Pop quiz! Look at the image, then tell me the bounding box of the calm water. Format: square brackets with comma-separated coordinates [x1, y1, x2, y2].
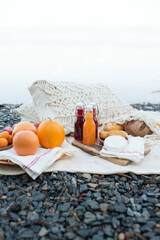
[0, 0, 160, 104]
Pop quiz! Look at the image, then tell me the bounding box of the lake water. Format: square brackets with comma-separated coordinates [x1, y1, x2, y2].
[0, 0, 160, 104]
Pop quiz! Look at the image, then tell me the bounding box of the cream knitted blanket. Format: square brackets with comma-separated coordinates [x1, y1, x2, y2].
[15, 80, 160, 146]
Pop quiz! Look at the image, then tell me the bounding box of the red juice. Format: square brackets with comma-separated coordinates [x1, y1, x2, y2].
[74, 103, 84, 141]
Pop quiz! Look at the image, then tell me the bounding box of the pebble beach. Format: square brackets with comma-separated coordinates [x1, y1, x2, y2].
[0, 103, 160, 240]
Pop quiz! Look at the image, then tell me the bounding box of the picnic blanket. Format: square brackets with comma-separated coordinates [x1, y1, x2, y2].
[0, 111, 160, 178]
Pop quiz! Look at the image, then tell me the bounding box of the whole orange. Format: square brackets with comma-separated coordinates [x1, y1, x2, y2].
[12, 122, 37, 137]
[13, 130, 39, 156]
[37, 119, 65, 148]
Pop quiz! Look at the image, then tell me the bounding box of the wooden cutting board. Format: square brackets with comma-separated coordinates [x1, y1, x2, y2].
[72, 140, 150, 166]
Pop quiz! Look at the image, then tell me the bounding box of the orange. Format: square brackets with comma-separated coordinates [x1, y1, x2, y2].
[7, 135, 13, 144]
[37, 119, 65, 148]
[0, 138, 8, 147]
[0, 131, 10, 139]
[12, 122, 37, 137]
[13, 130, 39, 156]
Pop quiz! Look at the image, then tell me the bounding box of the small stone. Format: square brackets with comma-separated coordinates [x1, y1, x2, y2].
[96, 213, 104, 221]
[142, 209, 150, 220]
[125, 231, 133, 239]
[58, 202, 70, 212]
[99, 181, 110, 187]
[65, 232, 75, 239]
[111, 217, 120, 228]
[132, 224, 140, 233]
[118, 232, 125, 240]
[147, 197, 158, 204]
[1, 195, 7, 200]
[10, 212, 20, 220]
[127, 207, 134, 216]
[38, 227, 48, 237]
[33, 193, 45, 201]
[8, 185, 16, 190]
[136, 204, 142, 211]
[92, 233, 104, 240]
[100, 203, 108, 212]
[82, 173, 91, 179]
[42, 185, 50, 191]
[114, 203, 126, 213]
[146, 221, 155, 228]
[93, 192, 101, 198]
[120, 177, 127, 182]
[88, 200, 99, 210]
[140, 194, 148, 202]
[31, 213, 39, 221]
[80, 184, 88, 193]
[156, 212, 160, 218]
[0, 208, 7, 217]
[21, 199, 29, 210]
[104, 225, 114, 237]
[51, 227, 59, 233]
[155, 224, 160, 228]
[77, 229, 90, 238]
[0, 228, 4, 240]
[19, 210, 27, 216]
[136, 217, 146, 224]
[87, 183, 98, 188]
[18, 229, 34, 239]
[11, 203, 21, 213]
[134, 211, 141, 218]
[84, 211, 96, 224]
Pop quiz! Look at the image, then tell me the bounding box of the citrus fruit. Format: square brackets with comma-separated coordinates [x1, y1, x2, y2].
[37, 119, 65, 148]
[13, 130, 39, 156]
[12, 121, 37, 137]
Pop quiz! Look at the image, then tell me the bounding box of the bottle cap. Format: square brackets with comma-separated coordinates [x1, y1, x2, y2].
[76, 103, 84, 109]
[85, 105, 93, 112]
[90, 102, 96, 108]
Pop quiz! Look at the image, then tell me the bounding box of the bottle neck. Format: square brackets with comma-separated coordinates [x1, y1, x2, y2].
[76, 109, 84, 117]
[86, 112, 94, 121]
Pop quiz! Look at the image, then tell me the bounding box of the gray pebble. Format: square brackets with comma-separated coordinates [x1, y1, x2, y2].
[84, 212, 96, 224]
[58, 202, 70, 212]
[114, 203, 126, 213]
[18, 229, 34, 239]
[33, 193, 45, 201]
[104, 225, 114, 237]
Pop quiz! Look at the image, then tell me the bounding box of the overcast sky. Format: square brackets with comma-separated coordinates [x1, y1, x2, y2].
[0, 0, 160, 103]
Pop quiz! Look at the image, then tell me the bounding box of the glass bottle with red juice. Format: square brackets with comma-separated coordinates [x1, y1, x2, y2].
[90, 102, 98, 140]
[74, 103, 84, 141]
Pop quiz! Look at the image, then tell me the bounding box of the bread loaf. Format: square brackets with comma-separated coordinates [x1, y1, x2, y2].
[99, 131, 109, 139]
[103, 122, 123, 132]
[108, 130, 127, 139]
[124, 120, 152, 137]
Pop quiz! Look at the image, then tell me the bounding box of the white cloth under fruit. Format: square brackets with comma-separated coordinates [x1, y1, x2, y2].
[100, 136, 144, 163]
[0, 140, 73, 179]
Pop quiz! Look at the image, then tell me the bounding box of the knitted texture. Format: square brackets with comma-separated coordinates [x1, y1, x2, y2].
[15, 80, 160, 145]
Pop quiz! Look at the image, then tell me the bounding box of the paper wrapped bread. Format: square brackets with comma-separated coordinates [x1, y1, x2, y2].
[124, 120, 152, 137]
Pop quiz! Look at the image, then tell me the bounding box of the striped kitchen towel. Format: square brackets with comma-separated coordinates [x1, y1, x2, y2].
[100, 136, 145, 163]
[0, 139, 74, 179]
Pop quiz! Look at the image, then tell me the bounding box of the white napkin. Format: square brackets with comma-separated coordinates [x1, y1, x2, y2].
[100, 136, 144, 163]
[0, 140, 74, 179]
